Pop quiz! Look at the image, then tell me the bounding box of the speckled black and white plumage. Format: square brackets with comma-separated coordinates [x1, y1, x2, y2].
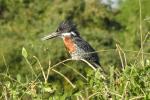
[57, 20, 101, 68]
[43, 20, 101, 68]
[71, 36, 101, 67]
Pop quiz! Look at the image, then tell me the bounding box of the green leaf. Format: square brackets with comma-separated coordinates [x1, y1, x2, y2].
[22, 47, 28, 58]
[17, 74, 21, 82]
[43, 87, 55, 93]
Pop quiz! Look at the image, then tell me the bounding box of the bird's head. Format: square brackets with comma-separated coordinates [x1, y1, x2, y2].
[42, 20, 79, 40]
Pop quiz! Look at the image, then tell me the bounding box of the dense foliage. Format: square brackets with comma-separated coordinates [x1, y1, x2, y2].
[0, 0, 149, 99]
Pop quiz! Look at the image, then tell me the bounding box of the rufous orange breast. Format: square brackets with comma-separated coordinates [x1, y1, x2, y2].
[63, 36, 76, 53]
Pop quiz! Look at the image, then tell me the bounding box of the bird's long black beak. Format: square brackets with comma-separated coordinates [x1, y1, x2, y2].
[41, 32, 59, 40]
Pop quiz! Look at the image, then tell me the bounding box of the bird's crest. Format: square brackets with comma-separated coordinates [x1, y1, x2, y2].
[56, 20, 79, 36]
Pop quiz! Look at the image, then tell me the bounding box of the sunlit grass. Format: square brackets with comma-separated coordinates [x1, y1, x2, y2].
[0, 47, 149, 99]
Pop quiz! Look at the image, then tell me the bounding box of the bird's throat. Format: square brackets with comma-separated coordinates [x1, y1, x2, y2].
[63, 36, 76, 53]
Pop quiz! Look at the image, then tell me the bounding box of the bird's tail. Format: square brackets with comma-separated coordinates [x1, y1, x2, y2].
[92, 62, 107, 75]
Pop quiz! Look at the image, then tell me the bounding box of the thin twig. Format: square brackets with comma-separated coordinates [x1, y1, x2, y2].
[50, 58, 72, 69]
[121, 81, 129, 100]
[88, 92, 101, 99]
[117, 45, 127, 67]
[25, 58, 37, 78]
[134, 32, 150, 65]
[129, 96, 145, 100]
[62, 63, 88, 81]
[139, 0, 144, 66]
[62, 48, 150, 55]
[52, 69, 76, 88]
[116, 44, 124, 68]
[2, 55, 9, 74]
[33, 56, 47, 83]
[81, 59, 96, 71]
[109, 91, 122, 98]
[46, 60, 51, 82]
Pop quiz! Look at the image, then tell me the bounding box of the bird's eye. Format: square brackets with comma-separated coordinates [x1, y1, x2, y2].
[57, 27, 63, 32]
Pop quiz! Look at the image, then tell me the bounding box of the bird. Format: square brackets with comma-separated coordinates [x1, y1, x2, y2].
[42, 20, 103, 70]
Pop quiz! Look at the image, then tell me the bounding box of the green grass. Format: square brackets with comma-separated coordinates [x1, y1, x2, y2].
[0, 0, 150, 99]
[0, 47, 149, 99]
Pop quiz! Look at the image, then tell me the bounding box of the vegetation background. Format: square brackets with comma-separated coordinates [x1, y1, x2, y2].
[0, 0, 149, 99]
